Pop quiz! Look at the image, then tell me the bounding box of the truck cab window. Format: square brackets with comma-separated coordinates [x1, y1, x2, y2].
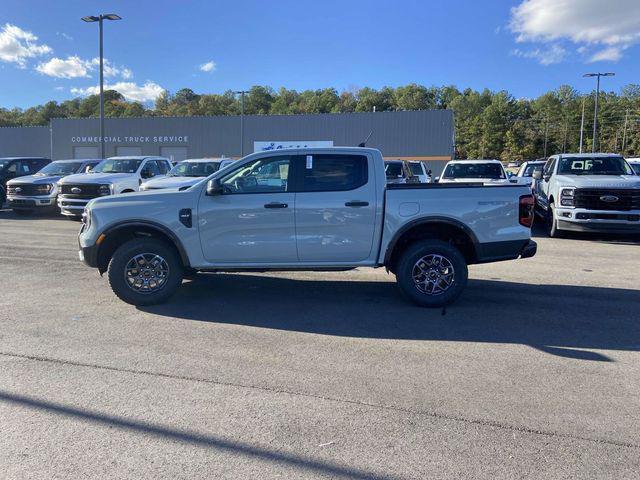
[301, 154, 367, 192]
[220, 156, 291, 194]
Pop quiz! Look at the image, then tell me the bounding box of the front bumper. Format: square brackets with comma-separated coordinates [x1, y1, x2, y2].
[79, 241, 99, 268]
[555, 207, 640, 234]
[58, 196, 91, 216]
[8, 195, 57, 209]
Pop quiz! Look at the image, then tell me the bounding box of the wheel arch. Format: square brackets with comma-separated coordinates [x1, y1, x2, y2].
[96, 221, 190, 274]
[384, 217, 478, 273]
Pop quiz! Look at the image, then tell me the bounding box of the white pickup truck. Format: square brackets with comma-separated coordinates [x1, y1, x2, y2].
[533, 153, 640, 236]
[58, 156, 172, 217]
[78, 147, 536, 307]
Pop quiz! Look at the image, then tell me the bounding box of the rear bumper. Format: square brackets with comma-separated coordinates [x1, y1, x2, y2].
[475, 239, 537, 263]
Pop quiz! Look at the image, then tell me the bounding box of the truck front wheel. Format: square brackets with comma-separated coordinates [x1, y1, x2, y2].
[546, 203, 561, 238]
[395, 240, 468, 308]
[107, 238, 184, 306]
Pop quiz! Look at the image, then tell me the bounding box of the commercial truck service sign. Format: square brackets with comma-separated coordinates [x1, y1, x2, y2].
[71, 136, 189, 143]
[254, 141, 333, 152]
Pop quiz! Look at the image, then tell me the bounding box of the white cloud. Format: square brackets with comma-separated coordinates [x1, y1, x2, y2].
[512, 44, 567, 65]
[37, 55, 134, 80]
[36, 56, 91, 78]
[71, 81, 164, 103]
[509, 0, 640, 62]
[0, 23, 51, 67]
[199, 60, 216, 72]
[57, 32, 73, 41]
[589, 46, 624, 62]
[89, 57, 132, 78]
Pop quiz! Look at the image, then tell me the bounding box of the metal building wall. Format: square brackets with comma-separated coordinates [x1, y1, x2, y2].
[2, 110, 454, 172]
[0, 126, 50, 158]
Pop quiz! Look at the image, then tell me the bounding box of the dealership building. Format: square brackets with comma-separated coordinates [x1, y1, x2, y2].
[0, 109, 455, 174]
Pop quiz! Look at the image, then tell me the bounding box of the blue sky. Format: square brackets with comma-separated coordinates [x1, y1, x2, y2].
[1, 0, 639, 108]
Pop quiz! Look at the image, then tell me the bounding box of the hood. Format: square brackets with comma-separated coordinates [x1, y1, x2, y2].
[7, 174, 62, 185]
[59, 172, 135, 185]
[87, 188, 193, 215]
[555, 174, 640, 189]
[142, 175, 203, 189]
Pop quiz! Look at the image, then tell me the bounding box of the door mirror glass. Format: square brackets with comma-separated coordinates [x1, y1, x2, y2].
[206, 178, 223, 196]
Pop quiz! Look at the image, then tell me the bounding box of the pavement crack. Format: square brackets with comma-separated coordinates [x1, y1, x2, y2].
[2, 350, 638, 450]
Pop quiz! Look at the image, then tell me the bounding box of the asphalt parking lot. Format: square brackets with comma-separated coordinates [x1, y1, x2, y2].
[1, 209, 639, 479]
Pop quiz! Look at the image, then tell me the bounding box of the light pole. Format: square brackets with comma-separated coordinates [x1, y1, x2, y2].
[82, 14, 122, 159]
[233, 90, 249, 157]
[583, 72, 614, 153]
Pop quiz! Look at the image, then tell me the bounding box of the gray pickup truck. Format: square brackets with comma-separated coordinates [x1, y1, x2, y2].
[533, 153, 640, 237]
[78, 147, 536, 307]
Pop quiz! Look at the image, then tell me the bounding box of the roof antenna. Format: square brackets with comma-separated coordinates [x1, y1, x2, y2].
[358, 131, 373, 148]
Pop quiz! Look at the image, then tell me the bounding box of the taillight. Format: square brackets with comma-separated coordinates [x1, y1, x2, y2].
[519, 194, 535, 228]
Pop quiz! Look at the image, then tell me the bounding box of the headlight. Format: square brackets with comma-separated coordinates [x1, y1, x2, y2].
[98, 184, 112, 196]
[81, 208, 91, 229]
[560, 187, 575, 207]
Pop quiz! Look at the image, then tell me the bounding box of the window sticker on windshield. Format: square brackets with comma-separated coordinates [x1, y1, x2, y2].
[306, 155, 313, 169]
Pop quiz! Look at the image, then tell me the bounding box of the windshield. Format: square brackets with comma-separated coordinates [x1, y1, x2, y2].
[630, 163, 640, 175]
[169, 161, 221, 177]
[36, 161, 84, 176]
[558, 156, 632, 175]
[385, 162, 403, 177]
[522, 163, 544, 177]
[442, 163, 505, 179]
[92, 158, 143, 174]
[409, 163, 424, 175]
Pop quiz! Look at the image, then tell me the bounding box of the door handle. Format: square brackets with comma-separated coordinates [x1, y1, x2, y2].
[345, 201, 369, 207]
[264, 202, 288, 209]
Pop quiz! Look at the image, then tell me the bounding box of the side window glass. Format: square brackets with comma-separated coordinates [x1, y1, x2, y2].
[147, 161, 161, 177]
[543, 158, 555, 176]
[220, 156, 290, 194]
[301, 154, 368, 192]
[7, 162, 19, 174]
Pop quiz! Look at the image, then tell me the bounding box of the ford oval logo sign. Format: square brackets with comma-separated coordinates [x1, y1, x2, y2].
[600, 195, 619, 203]
[15, 187, 22, 193]
[71, 187, 82, 194]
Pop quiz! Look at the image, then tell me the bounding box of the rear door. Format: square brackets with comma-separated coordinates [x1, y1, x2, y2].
[294, 153, 377, 262]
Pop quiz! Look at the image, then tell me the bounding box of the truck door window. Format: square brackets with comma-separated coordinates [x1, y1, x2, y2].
[220, 156, 291, 194]
[301, 154, 368, 192]
[543, 158, 556, 177]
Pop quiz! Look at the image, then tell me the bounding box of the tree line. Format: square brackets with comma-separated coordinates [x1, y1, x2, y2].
[1, 84, 639, 160]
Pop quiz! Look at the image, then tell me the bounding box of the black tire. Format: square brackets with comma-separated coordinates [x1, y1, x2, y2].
[107, 238, 184, 306]
[395, 240, 468, 308]
[546, 203, 561, 238]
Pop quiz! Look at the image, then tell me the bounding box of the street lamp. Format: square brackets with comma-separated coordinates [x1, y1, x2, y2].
[583, 72, 614, 153]
[82, 14, 122, 159]
[233, 90, 249, 157]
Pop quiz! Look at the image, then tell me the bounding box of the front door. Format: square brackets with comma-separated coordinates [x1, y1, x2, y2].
[198, 154, 298, 264]
[294, 153, 377, 262]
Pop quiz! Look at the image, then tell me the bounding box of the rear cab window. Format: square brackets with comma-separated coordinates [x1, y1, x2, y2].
[299, 154, 368, 192]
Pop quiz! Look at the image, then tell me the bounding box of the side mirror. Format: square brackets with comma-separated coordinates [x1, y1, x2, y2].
[84, 165, 93, 173]
[507, 171, 514, 178]
[532, 170, 542, 180]
[206, 178, 223, 196]
[434, 176, 440, 183]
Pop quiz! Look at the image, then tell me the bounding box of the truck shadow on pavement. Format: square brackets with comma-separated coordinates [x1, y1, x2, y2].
[141, 274, 640, 362]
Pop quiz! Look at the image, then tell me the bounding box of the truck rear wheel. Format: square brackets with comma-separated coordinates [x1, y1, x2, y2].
[395, 240, 468, 308]
[107, 238, 184, 306]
